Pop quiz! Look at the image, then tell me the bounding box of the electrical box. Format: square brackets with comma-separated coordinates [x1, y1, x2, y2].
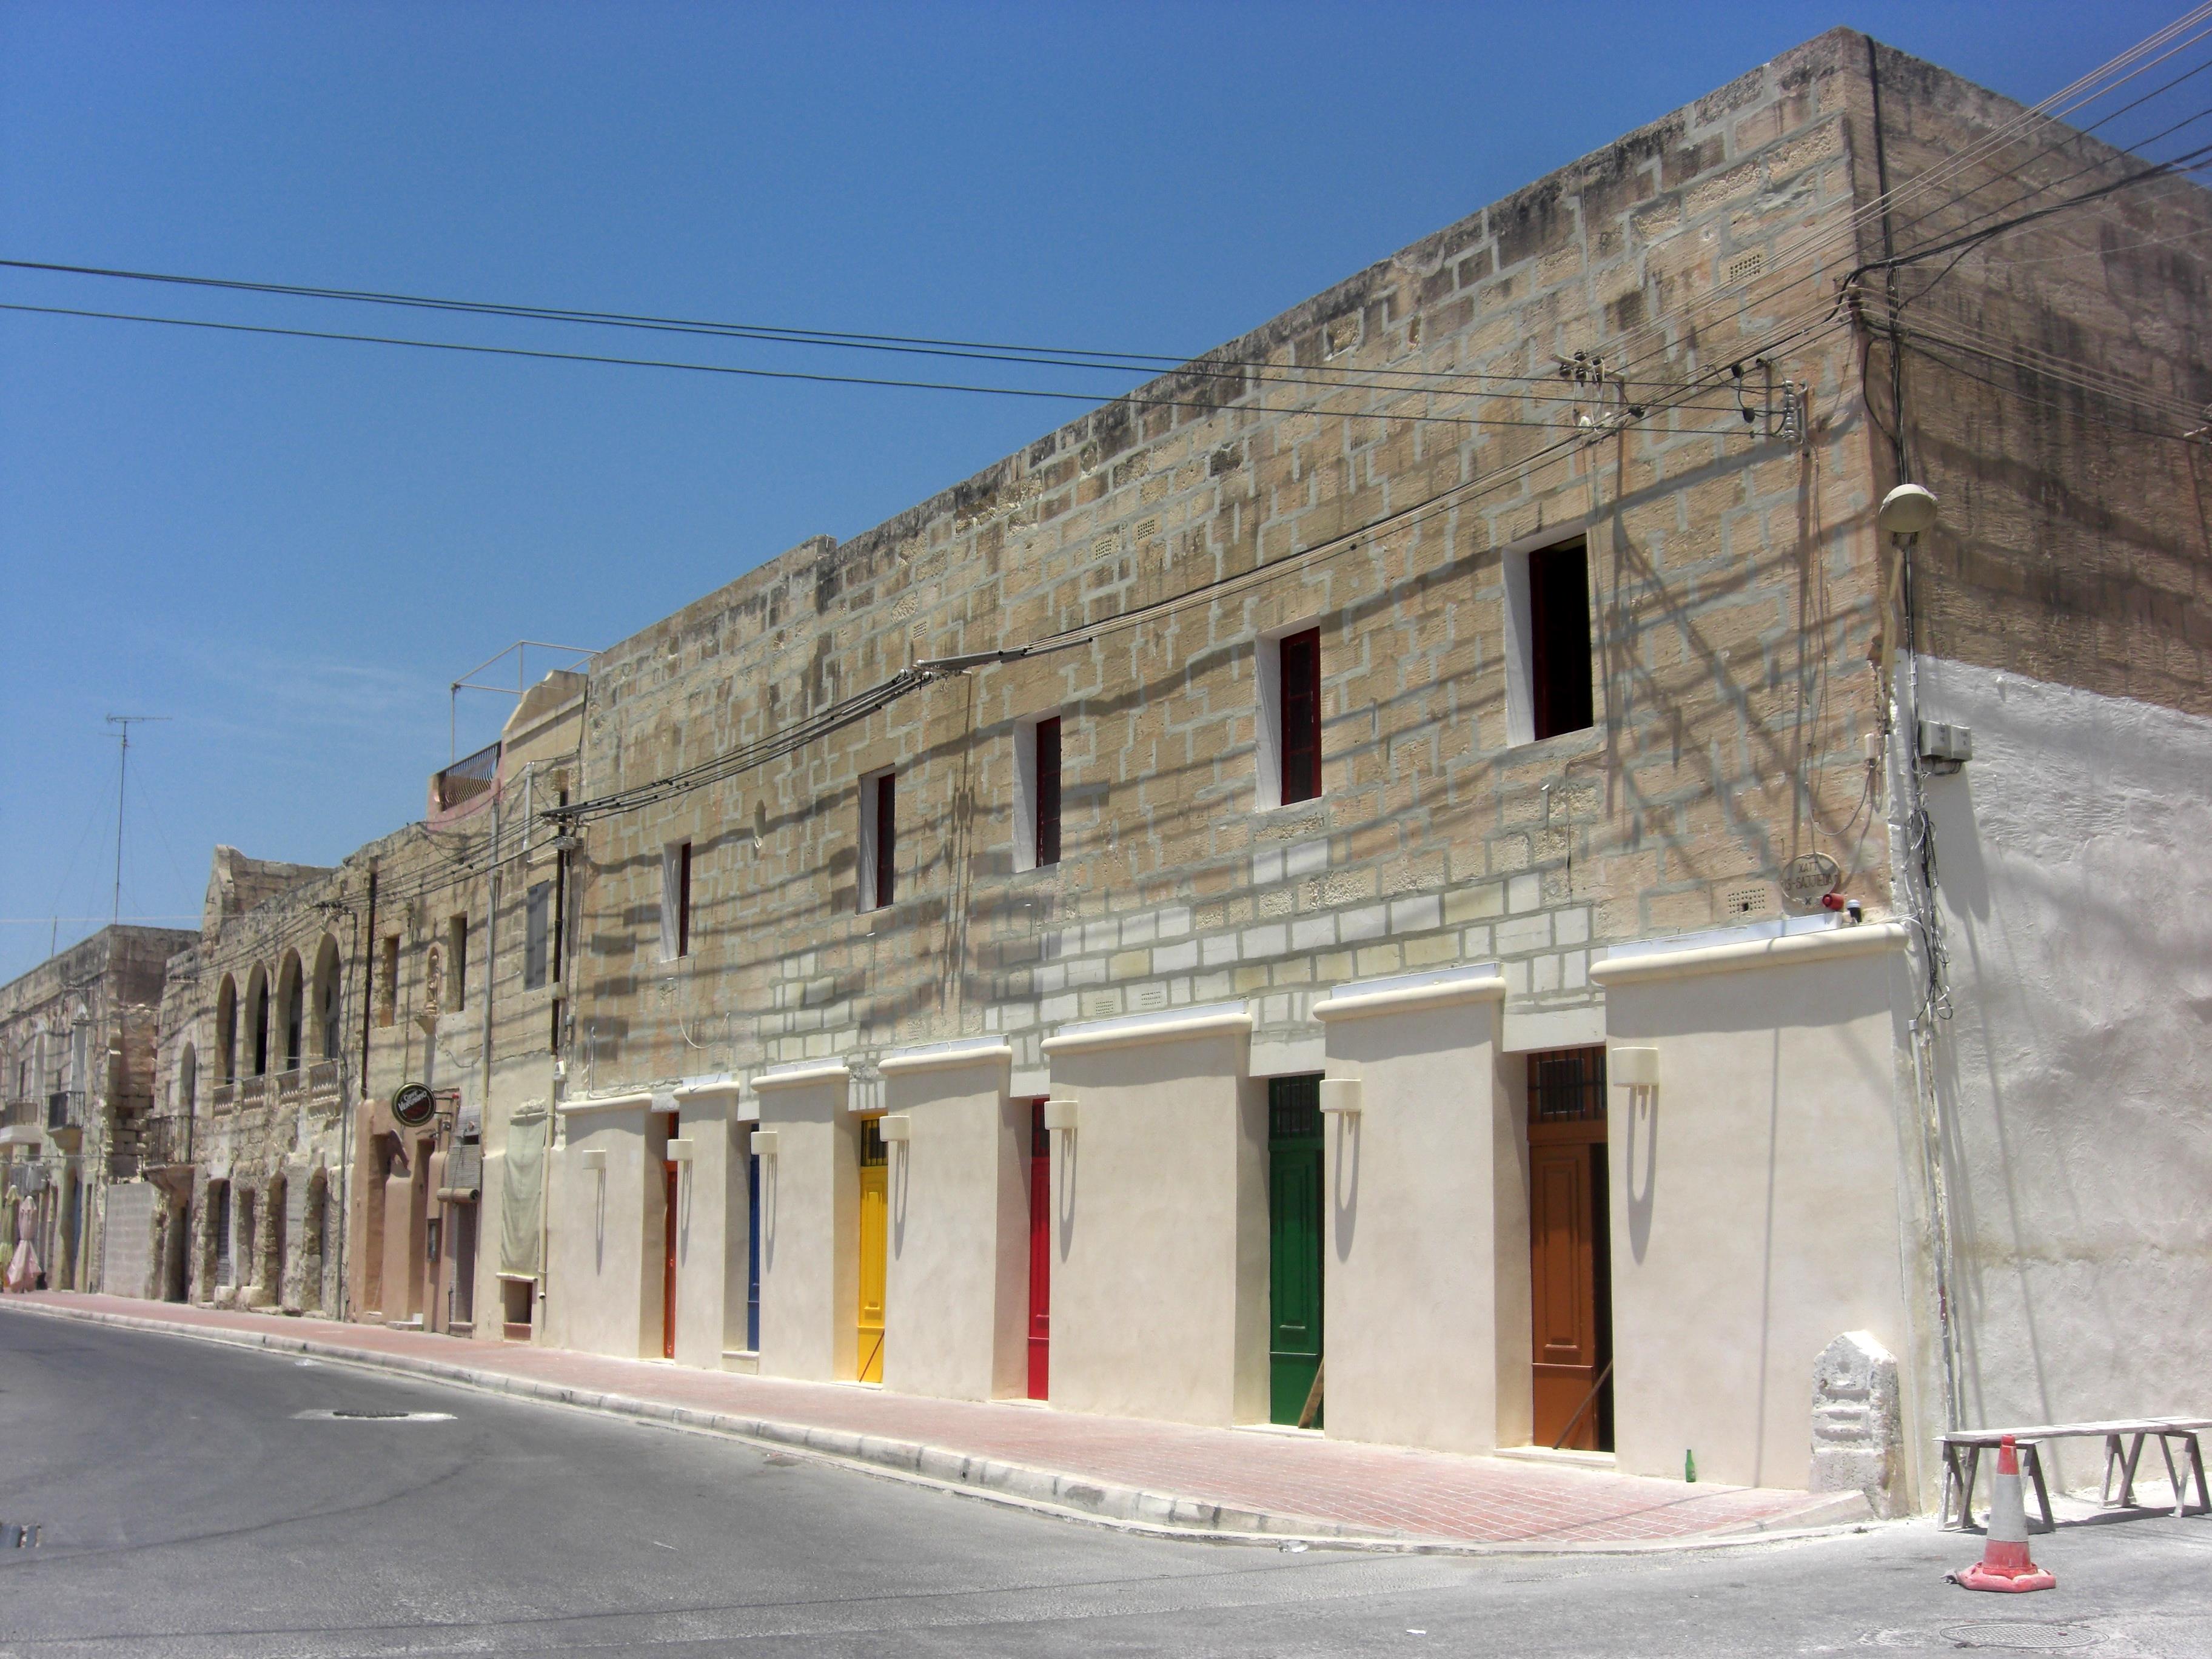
[1917, 719, 1974, 768]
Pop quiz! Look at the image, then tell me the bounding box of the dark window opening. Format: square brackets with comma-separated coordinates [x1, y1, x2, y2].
[1034, 717, 1061, 868]
[1279, 628, 1321, 804]
[676, 843, 692, 957]
[1529, 539, 1594, 741]
[251, 980, 270, 1076]
[870, 773, 896, 910]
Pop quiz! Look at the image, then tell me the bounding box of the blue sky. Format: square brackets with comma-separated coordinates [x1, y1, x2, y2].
[0, 1, 2184, 982]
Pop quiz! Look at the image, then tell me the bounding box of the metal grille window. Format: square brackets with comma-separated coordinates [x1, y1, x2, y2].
[1528, 1047, 1607, 1122]
[1269, 1073, 1321, 1139]
[858, 1116, 888, 1167]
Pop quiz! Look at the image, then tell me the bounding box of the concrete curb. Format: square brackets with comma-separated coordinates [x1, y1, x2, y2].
[0, 1299, 1880, 1557]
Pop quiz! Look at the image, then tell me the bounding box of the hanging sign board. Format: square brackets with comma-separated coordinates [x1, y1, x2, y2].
[391, 1083, 437, 1128]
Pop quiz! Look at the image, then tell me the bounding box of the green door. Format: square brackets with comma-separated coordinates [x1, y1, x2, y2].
[1269, 1076, 1325, 1426]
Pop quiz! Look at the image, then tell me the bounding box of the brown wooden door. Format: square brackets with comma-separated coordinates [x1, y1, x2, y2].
[1527, 1048, 1612, 1451]
[662, 1160, 680, 1360]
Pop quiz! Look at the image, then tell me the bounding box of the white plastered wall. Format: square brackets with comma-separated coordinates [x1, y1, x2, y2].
[546, 1094, 666, 1360]
[670, 1081, 746, 1370]
[1590, 926, 1918, 1492]
[879, 1044, 1027, 1401]
[1913, 657, 2212, 1486]
[1041, 1010, 1268, 1426]
[754, 1063, 856, 1382]
[1313, 971, 1529, 1453]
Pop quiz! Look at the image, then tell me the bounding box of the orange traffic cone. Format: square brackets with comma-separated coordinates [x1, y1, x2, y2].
[1950, 1436, 2056, 1593]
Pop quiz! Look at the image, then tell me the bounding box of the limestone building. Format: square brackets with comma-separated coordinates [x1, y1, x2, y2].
[138, 673, 586, 1339]
[524, 27, 2211, 1515]
[0, 924, 196, 1295]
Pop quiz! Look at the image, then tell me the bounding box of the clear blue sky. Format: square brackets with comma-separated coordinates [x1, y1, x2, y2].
[0, 1, 2183, 982]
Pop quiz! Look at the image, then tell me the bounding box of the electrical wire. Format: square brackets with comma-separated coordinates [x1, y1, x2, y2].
[0, 300, 1757, 432]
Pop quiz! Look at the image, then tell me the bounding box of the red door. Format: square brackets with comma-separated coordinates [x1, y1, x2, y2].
[1027, 1101, 1050, 1399]
[662, 1160, 680, 1360]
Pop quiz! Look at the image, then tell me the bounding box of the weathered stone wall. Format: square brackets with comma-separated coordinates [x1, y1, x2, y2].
[568, 28, 1892, 1098]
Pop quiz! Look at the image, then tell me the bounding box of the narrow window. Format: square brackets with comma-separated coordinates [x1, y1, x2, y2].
[251, 977, 270, 1076]
[524, 883, 551, 990]
[1529, 538, 1594, 741]
[1278, 628, 1322, 804]
[859, 771, 896, 911]
[549, 997, 563, 1055]
[1016, 716, 1062, 873]
[1034, 716, 1062, 868]
[377, 936, 399, 1028]
[447, 915, 469, 1012]
[660, 841, 692, 961]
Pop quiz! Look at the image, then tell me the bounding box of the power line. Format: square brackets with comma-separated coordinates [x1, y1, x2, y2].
[0, 300, 1728, 432]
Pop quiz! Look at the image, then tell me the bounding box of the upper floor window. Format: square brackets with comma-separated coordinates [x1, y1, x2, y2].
[859, 770, 896, 911]
[1258, 624, 1323, 808]
[659, 842, 693, 961]
[377, 936, 399, 1028]
[525, 882, 552, 990]
[447, 915, 469, 1011]
[1510, 535, 1595, 743]
[1014, 716, 1062, 872]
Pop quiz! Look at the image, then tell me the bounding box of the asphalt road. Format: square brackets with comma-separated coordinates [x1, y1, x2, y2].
[1, 1310, 2206, 1658]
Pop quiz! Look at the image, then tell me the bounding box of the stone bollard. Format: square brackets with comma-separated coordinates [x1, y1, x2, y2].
[1810, 1330, 1905, 1518]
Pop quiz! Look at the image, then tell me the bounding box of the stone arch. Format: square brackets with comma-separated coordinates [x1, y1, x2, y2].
[246, 964, 270, 1077]
[301, 1165, 329, 1312]
[215, 976, 238, 1083]
[311, 935, 343, 1062]
[276, 950, 304, 1073]
[264, 1169, 289, 1307]
[203, 1176, 232, 1292]
[236, 1183, 258, 1299]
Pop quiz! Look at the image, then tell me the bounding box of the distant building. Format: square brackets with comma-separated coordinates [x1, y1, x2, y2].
[0, 924, 196, 1294]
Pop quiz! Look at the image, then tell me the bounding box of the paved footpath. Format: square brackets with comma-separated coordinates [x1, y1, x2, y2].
[4, 1292, 1854, 1550]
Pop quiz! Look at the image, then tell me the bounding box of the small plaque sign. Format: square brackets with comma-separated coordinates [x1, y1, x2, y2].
[391, 1082, 437, 1128]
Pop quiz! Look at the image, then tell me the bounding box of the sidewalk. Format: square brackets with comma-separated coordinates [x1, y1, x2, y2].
[4, 1292, 1864, 1552]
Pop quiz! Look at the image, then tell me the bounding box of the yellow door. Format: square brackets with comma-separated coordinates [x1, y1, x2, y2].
[855, 1119, 888, 1382]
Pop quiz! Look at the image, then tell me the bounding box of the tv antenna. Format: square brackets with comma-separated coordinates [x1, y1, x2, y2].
[105, 714, 170, 927]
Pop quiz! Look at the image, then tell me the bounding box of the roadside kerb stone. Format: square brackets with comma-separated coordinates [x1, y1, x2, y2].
[0, 1298, 1874, 1555]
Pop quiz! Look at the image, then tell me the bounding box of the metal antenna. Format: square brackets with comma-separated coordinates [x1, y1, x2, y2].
[104, 714, 169, 927]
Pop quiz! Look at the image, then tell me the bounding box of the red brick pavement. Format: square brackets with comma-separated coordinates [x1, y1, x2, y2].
[7, 1292, 1832, 1547]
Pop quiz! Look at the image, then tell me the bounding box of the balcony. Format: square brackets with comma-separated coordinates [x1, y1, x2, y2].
[210, 1081, 235, 1114]
[432, 740, 501, 813]
[47, 1090, 79, 1131]
[0, 1099, 39, 1148]
[116, 1114, 192, 1176]
[307, 1059, 344, 1115]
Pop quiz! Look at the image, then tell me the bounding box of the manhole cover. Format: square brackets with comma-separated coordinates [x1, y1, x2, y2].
[292, 1408, 455, 1423]
[1940, 1624, 2098, 1652]
[2, 1523, 41, 1549]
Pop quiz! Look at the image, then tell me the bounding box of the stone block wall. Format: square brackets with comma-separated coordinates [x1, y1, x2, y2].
[569, 28, 1892, 1091]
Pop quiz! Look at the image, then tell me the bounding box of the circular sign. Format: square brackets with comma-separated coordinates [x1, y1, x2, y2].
[1778, 852, 1842, 914]
[391, 1083, 437, 1128]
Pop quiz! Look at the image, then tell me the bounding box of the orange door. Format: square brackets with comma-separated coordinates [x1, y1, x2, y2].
[662, 1159, 679, 1360]
[1527, 1049, 1612, 1451]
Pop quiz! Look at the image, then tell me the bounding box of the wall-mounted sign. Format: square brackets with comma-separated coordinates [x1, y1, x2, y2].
[391, 1083, 437, 1128]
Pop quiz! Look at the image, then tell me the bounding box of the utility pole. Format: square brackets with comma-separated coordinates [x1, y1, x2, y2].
[104, 716, 169, 927]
